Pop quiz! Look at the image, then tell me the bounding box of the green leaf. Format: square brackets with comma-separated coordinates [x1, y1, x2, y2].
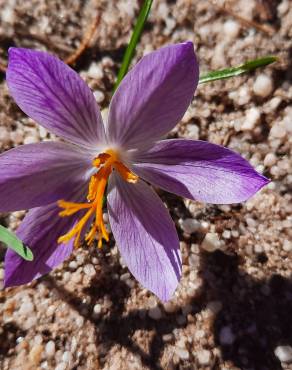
[0, 225, 33, 261]
[113, 0, 153, 91]
[198, 56, 277, 84]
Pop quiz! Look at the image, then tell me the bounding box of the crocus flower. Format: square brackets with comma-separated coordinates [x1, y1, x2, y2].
[1, 43, 268, 301]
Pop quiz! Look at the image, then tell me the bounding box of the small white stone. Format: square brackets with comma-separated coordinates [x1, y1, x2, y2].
[237, 86, 251, 105]
[175, 348, 189, 360]
[62, 351, 73, 363]
[283, 240, 292, 252]
[68, 261, 77, 270]
[93, 304, 102, 314]
[23, 316, 37, 329]
[148, 306, 162, 320]
[45, 341, 56, 358]
[222, 230, 231, 239]
[19, 300, 34, 315]
[87, 62, 103, 80]
[201, 233, 221, 252]
[2, 6, 14, 23]
[223, 20, 240, 39]
[219, 326, 235, 345]
[39, 126, 48, 139]
[254, 245, 263, 254]
[253, 74, 273, 97]
[24, 135, 38, 145]
[55, 363, 67, 370]
[241, 107, 261, 131]
[75, 316, 84, 327]
[274, 345, 292, 363]
[197, 349, 211, 365]
[270, 123, 286, 139]
[264, 153, 277, 167]
[94, 90, 105, 103]
[187, 124, 199, 139]
[84, 264, 95, 277]
[179, 218, 202, 234]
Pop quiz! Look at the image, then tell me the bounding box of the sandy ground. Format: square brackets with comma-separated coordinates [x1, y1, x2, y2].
[0, 0, 291, 369]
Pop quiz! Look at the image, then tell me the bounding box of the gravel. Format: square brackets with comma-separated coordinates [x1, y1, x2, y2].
[275, 346, 292, 363]
[1, 0, 291, 369]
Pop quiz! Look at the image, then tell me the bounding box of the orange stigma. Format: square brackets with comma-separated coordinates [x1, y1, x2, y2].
[57, 149, 138, 248]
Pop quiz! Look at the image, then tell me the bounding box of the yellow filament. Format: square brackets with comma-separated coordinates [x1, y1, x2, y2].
[58, 149, 138, 248]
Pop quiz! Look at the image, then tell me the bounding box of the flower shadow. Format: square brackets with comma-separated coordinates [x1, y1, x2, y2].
[41, 189, 292, 370]
[201, 249, 292, 370]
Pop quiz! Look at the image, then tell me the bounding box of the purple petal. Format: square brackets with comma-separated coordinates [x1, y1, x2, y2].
[107, 174, 181, 301]
[132, 139, 269, 204]
[4, 198, 84, 287]
[7, 48, 106, 148]
[107, 42, 199, 149]
[0, 141, 91, 212]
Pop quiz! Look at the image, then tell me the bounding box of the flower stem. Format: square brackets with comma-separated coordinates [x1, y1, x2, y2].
[198, 56, 277, 84]
[113, 0, 153, 91]
[0, 225, 33, 261]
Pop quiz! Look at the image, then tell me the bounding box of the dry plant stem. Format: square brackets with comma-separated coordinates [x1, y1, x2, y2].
[210, 0, 275, 36]
[0, 11, 101, 73]
[65, 12, 101, 65]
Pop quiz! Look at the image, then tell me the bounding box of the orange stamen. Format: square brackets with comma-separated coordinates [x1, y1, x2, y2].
[58, 149, 138, 248]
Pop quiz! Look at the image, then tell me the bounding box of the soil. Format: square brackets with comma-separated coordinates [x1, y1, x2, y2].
[0, 0, 291, 369]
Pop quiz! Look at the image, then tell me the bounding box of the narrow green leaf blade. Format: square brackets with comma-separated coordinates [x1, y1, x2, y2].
[198, 56, 277, 84]
[0, 225, 33, 261]
[113, 0, 153, 91]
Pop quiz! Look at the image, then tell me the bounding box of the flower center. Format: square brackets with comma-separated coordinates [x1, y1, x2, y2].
[57, 149, 138, 248]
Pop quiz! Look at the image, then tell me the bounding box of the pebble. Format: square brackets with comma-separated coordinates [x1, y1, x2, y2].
[222, 230, 231, 239]
[1, 5, 14, 23]
[84, 264, 96, 277]
[24, 316, 37, 329]
[93, 304, 102, 314]
[23, 135, 38, 145]
[264, 153, 277, 167]
[29, 344, 43, 365]
[187, 124, 199, 139]
[163, 302, 177, 313]
[94, 90, 105, 103]
[38, 126, 48, 138]
[62, 351, 73, 363]
[270, 123, 286, 139]
[71, 272, 82, 284]
[148, 306, 162, 320]
[219, 326, 235, 345]
[201, 233, 221, 252]
[19, 300, 34, 315]
[197, 349, 211, 365]
[55, 363, 67, 370]
[274, 345, 292, 363]
[179, 218, 202, 234]
[0, 127, 10, 144]
[175, 347, 189, 360]
[87, 62, 103, 80]
[68, 261, 78, 270]
[45, 341, 56, 358]
[253, 74, 273, 98]
[75, 316, 84, 327]
[283, 240, 292, 252]
[241, 107, 261, 131]
[223, 20, 240, 39]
